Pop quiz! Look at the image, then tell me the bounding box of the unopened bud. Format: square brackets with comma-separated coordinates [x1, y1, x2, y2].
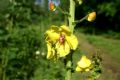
[87, 12, 96, 22]
[49, 1, 56, 11]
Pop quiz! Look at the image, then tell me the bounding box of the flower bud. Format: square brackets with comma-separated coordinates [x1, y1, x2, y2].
[78, 0, 83, 5]
[49, 1, 56, 11]
[87, 12, 96, 22]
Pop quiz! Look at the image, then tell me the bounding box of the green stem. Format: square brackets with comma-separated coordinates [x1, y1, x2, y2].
[2, 49, 8, 80]
[57, 7, 70, 17]
[69, 0, 75, 33]
[65, 0, 75, 80]
[65, 53, 73, 80]
[73, 15, 88, 24]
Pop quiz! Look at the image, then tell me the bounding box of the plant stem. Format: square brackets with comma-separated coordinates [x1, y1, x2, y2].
[69, 0, 75, 33]
[1, 49, 9, 80]
[65, 0, 75, 80]
[57, 7, 70, 17]
[65, 53, 73, 80]
[73, 15, 88, 24]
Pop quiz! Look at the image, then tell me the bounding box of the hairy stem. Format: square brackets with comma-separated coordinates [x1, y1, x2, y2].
[69, 0, 75, 33]
[65, 0, 75, 80]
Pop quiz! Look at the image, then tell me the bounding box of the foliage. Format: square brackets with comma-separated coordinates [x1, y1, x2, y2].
[33, 59, 65, 80]
[0, 0, 47, 79]
[0, 0, 67, 79]
[0, 27, 41, 80]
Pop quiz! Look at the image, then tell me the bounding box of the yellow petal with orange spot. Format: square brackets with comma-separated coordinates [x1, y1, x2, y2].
[56, 42, 70, 57]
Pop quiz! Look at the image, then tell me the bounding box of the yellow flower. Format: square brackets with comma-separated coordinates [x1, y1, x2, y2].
[76, 55, 92, 72]
[87, 12, 96, 22]
[77, 56, 91, 68]
[45, 25, 78, 59]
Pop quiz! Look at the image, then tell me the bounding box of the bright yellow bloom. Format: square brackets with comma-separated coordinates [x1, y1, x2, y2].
[77, 56, 91, 68]
[76, 55, 92, 72]
[45, 25, 78, 59]
[87, 12, 96, 22]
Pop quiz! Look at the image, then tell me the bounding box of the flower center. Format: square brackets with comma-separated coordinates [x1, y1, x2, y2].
[59, 35, 65, 44]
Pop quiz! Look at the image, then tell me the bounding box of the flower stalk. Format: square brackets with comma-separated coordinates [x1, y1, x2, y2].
[69, 0, 75, 33]
[65, 0, 75, 80]
[73, 15, 88, 25]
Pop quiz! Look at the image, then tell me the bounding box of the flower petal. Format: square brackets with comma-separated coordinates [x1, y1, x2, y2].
[46, 42, 55, 59]
[66, 34, 78, 50]
[45, 26, 60, 42]
[50, 25, 59, 31]
[56, 41, 70, 57]
[60, 25, 71, 35]
[77, 56, 91, 68]
[75, 66, 82, 72]
[60, 25, 71, 32]
[85, 68, 90, 72]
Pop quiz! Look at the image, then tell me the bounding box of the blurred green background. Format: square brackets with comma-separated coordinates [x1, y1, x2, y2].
[0, 0, 120, 80]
